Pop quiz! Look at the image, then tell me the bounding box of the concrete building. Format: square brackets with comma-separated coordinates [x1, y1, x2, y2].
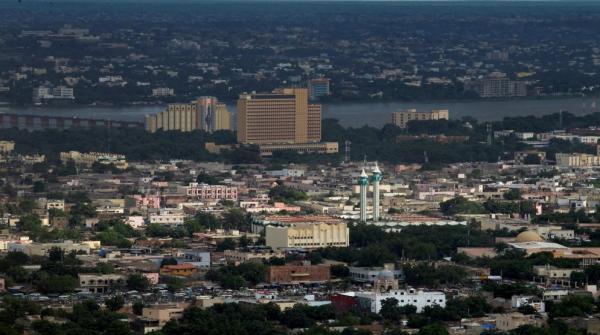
[495, 313, 544, 331]
[224, 249, 285, 264]
[33, 85, 74, 102]
[78, 273, 127, 293]
[258, 142, 338, 157]
[265, 222, 349, 249]
[8, 240, 93, 256]
[348, 270, 445, 313]
[160, 263, 198, 277]
[556, 153, 600, 167]
[391, 109, 449, 128]
[0, 141, 15, 153]
[267, 264, 331, 284]
[349, 264, 404, 284]
[60, 151, 128, 170]
[185, 183, 238, 201]
[142, 305, 185, 327]
[145, 96, 232, 133]
[236, 88, 321, 145]
[148, 209, 186, 226]
[46, 200, 65, 211]
[152, 87, 174, 97]
[308, 78, 331, 100]
[179, 250, 211, 268]
[465, 73, 527, 98]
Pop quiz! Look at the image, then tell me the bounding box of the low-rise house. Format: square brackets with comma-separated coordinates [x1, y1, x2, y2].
[160, 263, 198, 277]
[267, 263, 331, 284]
[78, 273, 127, 293]
[495, 312, 545, 331]
[8, 240, 91, 256]
[142, 305, 185, 327]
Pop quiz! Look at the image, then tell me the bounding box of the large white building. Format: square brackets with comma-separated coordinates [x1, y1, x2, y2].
[265, 222, 349, 249]
[344, 270, 446, 313]
[148, 209, 186, 227]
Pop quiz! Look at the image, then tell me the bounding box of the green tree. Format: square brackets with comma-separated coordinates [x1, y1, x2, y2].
[127, 273, 151, 291]
[379, 298, 402, 322]
[418, 323, 449, 335]
[504, 189, 523, 200]
[105, 296, 125, 312]
[439, 197, 486, 215]
[132, 300, 144, 316]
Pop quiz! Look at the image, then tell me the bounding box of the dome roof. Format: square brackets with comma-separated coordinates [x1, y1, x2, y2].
[515, 230, 543, 243]
[378, 269, 395, 280]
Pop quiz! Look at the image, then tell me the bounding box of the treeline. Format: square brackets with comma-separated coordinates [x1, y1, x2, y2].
[494, 111, 600, 133]
[3, 111, 600, 166]
[316, 224, 495, 267]
[0, 127, 260, 164]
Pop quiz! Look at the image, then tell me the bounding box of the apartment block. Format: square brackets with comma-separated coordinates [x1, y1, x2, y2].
[391, 109, 449, 128]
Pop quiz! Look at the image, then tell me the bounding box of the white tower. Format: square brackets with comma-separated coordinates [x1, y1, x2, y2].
[358, 169, 368, 222]
[371, 163, 382, 222]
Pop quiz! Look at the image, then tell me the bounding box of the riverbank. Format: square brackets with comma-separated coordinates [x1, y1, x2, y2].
[1, 96, 597, 128]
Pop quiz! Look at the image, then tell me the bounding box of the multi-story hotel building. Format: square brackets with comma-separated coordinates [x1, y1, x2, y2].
[237, 88, 321, 145]
[145, 96, 232, 133]
[237, 88, 338, 155]
[391, 109, 449, 128]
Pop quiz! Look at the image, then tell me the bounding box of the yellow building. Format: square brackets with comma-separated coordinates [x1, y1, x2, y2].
[237, 88, 321, 145]
[145, 96, 232, 133]
[265, 222, 349, 249]
[159, 263, 198, 277]
[556, 153, 600, 167]
[391, 109, 449, 128]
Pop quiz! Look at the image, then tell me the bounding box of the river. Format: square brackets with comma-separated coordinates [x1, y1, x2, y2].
[0, 97, 597, 128]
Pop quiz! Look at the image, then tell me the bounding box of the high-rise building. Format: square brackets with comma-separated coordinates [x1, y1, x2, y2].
[391, 109, 449, 128]
[308, 78, 331, 100]
[237, 88, 321, 145]
[145, 96, 232, 133]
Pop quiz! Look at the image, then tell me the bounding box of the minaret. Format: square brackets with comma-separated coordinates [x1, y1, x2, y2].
[358, 169, 369, 222]
[371, 163, 382, 222]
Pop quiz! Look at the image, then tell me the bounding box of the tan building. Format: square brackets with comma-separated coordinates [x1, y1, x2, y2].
[495, 313, 544, 331]
[391, 109, 449, 128]
[556, 153, 600, 167]
[142, 305, 185, 327]
[78, 273, 127, 293]
[145, 96, 232, 133]
[267, 264, 331, 284]
[0, 141, 15, 153]
[224, 249, 285, 264]
[237, 88, 321, 145]
[265, 222, 349, 249]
